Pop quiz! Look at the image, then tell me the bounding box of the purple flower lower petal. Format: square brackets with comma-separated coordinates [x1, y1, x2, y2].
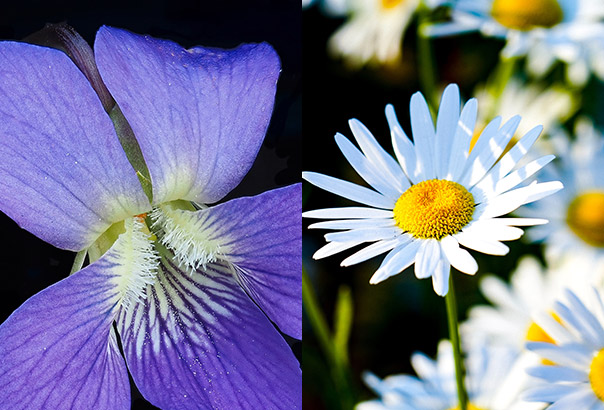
[0, 41, 150, 251]
[117, 256, 301, 409]
[94, 26, 280, 205]
[194, 184, 302, 338]
[0, 251, 130, 409]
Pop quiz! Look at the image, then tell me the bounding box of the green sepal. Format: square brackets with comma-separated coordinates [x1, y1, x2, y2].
[110, 105, 154, 204]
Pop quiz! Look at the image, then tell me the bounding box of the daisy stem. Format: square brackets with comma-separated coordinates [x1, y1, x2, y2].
[489, 56, 517, 102]
[417, 1, 438, 108]
[445, 273, 468, 410]
[69, 249, 87, 275]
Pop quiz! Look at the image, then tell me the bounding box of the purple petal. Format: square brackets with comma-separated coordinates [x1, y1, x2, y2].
[94, 26, 280, 205]
[0, 250, 130, 408]
[0, 41, 150, 251]
[117, 256, 301, 409]
[197, 184, 301, 338]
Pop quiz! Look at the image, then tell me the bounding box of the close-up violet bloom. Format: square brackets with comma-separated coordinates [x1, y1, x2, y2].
[0, 26, 301, 409]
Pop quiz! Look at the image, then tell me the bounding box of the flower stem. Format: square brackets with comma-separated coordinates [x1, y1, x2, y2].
[489, 56, 517, 102]
[417, 1, 438, 108]
[445, 272, 468, 410]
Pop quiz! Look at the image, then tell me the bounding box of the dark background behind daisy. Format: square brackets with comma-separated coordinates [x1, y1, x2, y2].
[0, 1, 300, 408]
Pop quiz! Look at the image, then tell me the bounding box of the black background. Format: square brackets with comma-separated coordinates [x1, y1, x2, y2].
[0, 1, 300, 408]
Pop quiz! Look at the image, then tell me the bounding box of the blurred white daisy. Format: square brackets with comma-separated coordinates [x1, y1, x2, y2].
[302, 0, 349, 16]
[462, 257, 567, 351]
[518, 120, 604, 268]
[472, 79, 578, 150]
[426, 0, 604, 85]
[357, 339, 544, 409]
[327, 0, 421, 67]
[462, 254, 603, 354]
[303, 83, 562, 296]
[525, 288, 604, 408]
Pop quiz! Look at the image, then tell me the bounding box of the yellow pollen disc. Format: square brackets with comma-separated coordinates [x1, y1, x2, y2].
[566, 191, 604, 248]
[381, 0, 404, 10]
[447, 404, 486, 410]
[393, 179, 475, 239]
[526, 312, 561, 365]
[491, 0, 564, 31]
[590, 349, 604, 401]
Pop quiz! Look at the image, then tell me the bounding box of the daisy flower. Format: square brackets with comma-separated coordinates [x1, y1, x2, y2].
[426, 0, 604, 85]
[357, 339, 544, 409]
[463, 254, 603, 349]
[462, 257, 567, 350]
[327, 0, 421, 67]
[525, 288, 604, 408]
[518, 120, 604, 267]
[303, 83, 562, 296]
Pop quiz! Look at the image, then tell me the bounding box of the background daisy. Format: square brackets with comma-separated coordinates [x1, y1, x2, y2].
[358, 339, 544, 409]
[526, 288, 604, 408]
[327, 0, 421, 67]
[426, 0, 604, 85]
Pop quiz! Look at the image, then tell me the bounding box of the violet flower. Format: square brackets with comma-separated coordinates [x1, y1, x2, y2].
[0, 26, 301, 409]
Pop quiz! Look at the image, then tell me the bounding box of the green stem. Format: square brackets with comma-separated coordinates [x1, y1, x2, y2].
[489, 56, 517, 102]
[302, 269, 356, 409]
[417, 2, 438, 109]
[302, 269, 335, 362]
[69, 249, 87, 275]
[445, 272, 468, 410]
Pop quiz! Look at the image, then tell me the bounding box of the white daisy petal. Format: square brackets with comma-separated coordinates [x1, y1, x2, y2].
[308, 218, 395, 230]
[335, 133, 404, 199]
[313, 240, 360, 260]
[527, 365, 586, 383]
[348, 118, 407, 188]
[370, 241, 421, 284]
[491, 217, 548, 226]
[462, 115, 520, 188]
[435, 84, 460, 179]
[409, 91, 436, 180]
[341, 236, 410, 267]
[547, 388, 599, 410]
[494, 155, 556, 195]
[431, 258, 451, 296]
[491, 125, 543, 183]
[325, 227, 401, 243]
[440, 235, 478, 275]
[303, 207, 394, 219]
[447, 98, 477, 181]
[527, 342, 593, 369]
[415, 239, 441, 279]
[303, 171, 395, 209]
[476, 181, 563, 220]
[524, 384, 582, 402]
[463, 220, 524, 241]
[455, 230, 509, 255]
[386, 104, 419, 183]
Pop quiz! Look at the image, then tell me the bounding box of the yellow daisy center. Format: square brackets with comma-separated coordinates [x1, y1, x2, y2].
[590, 349, 604, 401]
[566, 191, 604, 248]
[393, 179, 475, 239]
[491, 0, 564, 31]
[526, 320, 556, 344]
[447, 404, 487, 410]
[381, 0, 404, 10]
